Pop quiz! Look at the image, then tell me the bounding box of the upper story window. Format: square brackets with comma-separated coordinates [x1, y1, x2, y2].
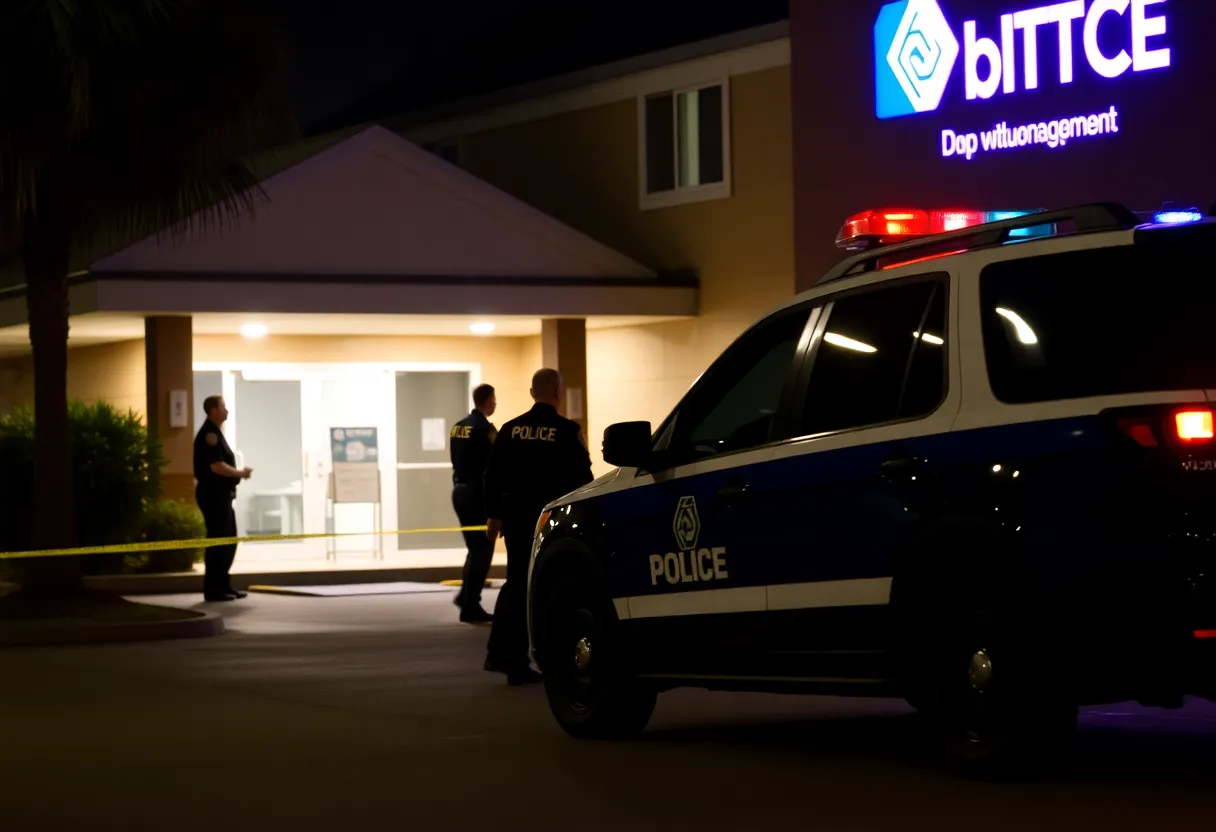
[640, 81, 730, 210]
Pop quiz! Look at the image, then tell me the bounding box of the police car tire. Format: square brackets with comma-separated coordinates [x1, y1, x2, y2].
[538, 571, 657, 740]
[895, 544, 1077, 778]
[928, 610, 1079, 779]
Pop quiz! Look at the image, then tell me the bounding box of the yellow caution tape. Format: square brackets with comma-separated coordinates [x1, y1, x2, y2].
[0, 525, 489, 561]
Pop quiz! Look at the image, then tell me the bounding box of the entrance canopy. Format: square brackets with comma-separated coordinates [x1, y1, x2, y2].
[0, 124, 696, 351]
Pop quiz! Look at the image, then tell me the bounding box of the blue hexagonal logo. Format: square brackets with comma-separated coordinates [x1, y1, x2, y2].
[673, 496, 700, 552]
[875, 0, 959, 119]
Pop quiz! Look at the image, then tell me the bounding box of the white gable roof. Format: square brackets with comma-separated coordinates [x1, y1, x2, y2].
[92, 125, 655, 279]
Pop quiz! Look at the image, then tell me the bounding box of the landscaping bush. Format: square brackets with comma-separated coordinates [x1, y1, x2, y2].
[0, 401, 166, 577]
[127, 499, 206, 574]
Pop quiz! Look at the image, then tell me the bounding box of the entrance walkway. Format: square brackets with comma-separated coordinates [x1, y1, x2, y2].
[83, 546, 507, 596]
[230, 543, 498, 574]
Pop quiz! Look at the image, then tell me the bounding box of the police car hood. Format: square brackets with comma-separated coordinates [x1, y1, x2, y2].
[544, 468, 621, 509]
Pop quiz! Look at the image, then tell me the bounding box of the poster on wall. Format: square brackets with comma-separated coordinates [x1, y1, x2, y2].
[331, 427, 378, 463]
[330, 427, 380, 503]
[420, 418, 447, 452]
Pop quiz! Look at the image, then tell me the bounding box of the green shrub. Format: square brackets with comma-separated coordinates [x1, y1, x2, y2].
[0, 408, 35, 557]
[0, 401, 167, 577]
[127, 499, 206, 574]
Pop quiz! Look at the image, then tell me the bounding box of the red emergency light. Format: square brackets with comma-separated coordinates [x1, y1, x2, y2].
[835, 209, 1043, 251]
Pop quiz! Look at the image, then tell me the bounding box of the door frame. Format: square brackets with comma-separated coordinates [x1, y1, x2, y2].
[193, 361, 483, 560]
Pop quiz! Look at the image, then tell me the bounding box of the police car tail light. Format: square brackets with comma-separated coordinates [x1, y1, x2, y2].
[1115, 417, 1160, 448]
[1109, 407, 1216, 448]
[1175, 410, 1215, 443]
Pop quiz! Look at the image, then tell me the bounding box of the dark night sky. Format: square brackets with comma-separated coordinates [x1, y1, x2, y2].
[267, 0, 533, 128]
[272, 0, 789, 133]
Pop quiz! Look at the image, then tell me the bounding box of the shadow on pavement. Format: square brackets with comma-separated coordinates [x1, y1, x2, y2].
[643, 711, 929, 768]
[641, 706, 1216, 785]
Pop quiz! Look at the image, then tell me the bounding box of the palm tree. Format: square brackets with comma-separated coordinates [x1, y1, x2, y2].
[0, 0, 296, 599]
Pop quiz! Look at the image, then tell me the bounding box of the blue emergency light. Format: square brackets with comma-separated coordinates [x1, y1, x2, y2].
[1153, 210, 1204, 225]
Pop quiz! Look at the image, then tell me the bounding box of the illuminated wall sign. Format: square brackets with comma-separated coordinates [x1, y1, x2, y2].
[873, 0, 1172, 158]
[942, 105, 1119, 159]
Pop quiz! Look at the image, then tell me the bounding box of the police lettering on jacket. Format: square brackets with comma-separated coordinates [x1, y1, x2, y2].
[483, 402, 593, 521]
[511, 425, 558, 441]
[449, 409, 496, 488]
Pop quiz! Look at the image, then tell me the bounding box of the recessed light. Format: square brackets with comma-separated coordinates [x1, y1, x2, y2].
[469, 322, 496, 335]
[240, 323, 269, 339]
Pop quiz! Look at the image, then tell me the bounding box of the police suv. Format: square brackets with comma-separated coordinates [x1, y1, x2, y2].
[525, 203, 1216, 774]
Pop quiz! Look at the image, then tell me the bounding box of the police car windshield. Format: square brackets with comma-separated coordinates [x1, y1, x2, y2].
[981, 239, 1216, 404]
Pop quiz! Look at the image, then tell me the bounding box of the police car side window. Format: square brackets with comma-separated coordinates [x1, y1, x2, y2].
[668, 308, 811, 463]
[801, 279, 946, 436]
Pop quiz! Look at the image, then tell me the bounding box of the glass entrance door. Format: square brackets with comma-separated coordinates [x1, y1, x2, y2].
[193, 362, 476, 563]
[303, 369, 398, 557]
[192, 367, 309, 561]
[394, 370, 471, 552]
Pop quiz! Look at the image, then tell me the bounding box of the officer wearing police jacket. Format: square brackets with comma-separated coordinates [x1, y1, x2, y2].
[449, 383, 498, 624]
[193, 395, 252, 602]
[483, 368, 593, 685]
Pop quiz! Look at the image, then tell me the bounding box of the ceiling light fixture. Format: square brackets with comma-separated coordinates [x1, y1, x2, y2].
[240, 323, 269, 339]
[469, 322, 496, 335]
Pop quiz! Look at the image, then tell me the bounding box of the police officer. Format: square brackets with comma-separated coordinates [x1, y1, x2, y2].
[193, 395, 253, 602]
[449, 382, 497, 624]
[483, 368, 593, 685]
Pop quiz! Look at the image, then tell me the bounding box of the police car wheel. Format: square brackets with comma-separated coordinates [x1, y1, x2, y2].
[539, 572, 657, 740]
[922, 598, 1078, 778]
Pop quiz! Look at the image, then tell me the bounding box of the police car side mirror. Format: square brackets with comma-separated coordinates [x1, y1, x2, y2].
[602, 421, 653, 469]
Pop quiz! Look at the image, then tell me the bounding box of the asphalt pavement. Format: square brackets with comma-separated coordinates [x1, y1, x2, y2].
[3, 589, 1216, 831]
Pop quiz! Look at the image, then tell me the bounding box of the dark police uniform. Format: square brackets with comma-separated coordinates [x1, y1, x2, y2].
[193, 420, 240, 599]
[449, 408, 497, 620]
[483, 402, 594, 678]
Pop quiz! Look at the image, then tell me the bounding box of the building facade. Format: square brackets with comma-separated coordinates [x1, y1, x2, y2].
[399, 21, 794, 461]
[0, 23, 796, 567]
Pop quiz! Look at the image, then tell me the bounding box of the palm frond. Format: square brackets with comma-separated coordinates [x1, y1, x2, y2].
[0, 0, 298, 260]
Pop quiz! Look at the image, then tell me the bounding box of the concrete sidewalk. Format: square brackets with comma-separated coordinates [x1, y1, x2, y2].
[84, 547, 508, 595]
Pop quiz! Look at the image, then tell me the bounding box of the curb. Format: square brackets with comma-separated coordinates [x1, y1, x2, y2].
[439, 578, 506, 588]
[85, 564, 507, 596]
[0, 609, 225, 648]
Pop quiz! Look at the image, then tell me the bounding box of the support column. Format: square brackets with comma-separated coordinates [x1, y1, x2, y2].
[541, 318, 588, 436]
[145, 316, 194, 501]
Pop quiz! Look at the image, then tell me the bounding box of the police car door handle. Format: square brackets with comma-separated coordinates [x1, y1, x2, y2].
[717, 478, 750, 498]
[879, 453, 920, 476]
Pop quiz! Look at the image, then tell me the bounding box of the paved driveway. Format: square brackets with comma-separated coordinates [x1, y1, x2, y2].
[3, 590, 1215, 830]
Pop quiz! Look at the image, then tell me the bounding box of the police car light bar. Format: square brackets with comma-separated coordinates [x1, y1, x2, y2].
[1152, 209, 1204, 225]
[819, 203, 1142, 287]
[835, 209, 1049, 251]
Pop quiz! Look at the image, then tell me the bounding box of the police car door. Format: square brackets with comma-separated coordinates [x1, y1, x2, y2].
[760, 274, 957, 681]
[616, 303, 819, 677]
